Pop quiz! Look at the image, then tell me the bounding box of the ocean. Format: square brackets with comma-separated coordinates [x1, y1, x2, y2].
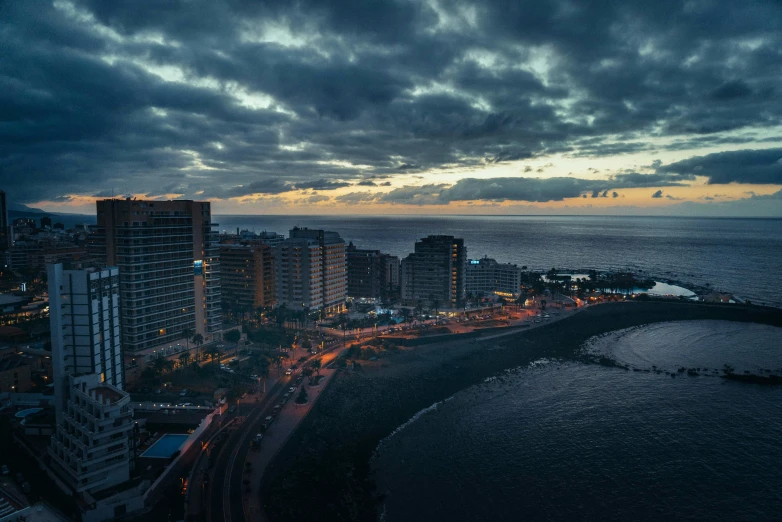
[372, 320, 782, 521]
[217, 215, 782, 307]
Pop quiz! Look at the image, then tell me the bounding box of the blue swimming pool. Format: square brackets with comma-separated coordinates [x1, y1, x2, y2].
[141, 434, 190, 458]
[15, 407, 42, 418]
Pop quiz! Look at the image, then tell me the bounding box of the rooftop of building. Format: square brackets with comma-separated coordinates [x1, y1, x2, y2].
[0, 354, 30, 372]
[90, 386, 126, 403]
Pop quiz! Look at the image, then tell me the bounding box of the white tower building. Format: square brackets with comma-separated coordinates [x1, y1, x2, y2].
[47, 264, 134, 495]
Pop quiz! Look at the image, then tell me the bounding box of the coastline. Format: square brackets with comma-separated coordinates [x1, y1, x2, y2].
[261, 301, 782, 522]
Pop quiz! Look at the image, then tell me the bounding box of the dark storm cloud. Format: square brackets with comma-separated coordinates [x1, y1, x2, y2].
[2, 0, 782, 204]
[291, 179, 351, 191]
[652, 190, 664, 198]
[657, 148, 782, 184]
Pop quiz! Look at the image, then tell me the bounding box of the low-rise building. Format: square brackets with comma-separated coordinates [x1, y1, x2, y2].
[466, 257, 523, 298]
[0, 354, 31, 392]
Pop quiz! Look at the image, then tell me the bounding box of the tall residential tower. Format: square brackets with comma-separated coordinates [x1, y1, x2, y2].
[47, 264, 134, 495]
[93, 199, 221, 358]
[400, 235, 466, 308]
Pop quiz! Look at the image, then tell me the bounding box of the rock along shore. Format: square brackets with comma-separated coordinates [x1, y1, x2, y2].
[261, 301, 782, 522]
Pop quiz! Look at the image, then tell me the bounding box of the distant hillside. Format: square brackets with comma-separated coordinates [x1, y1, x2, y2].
[8, 209, 96, 228]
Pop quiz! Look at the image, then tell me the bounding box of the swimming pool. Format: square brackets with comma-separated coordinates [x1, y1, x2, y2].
[140, 434, 190, 459]
[15, 407, 43, 418]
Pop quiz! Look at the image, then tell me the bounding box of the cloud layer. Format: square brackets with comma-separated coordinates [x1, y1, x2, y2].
[1, 0, 781, 208]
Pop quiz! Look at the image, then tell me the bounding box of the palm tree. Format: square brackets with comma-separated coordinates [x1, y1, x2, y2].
[258, 357, 271, 393]
[430, 296, 440, 325]
[338, 313, 348, 347]
[206, 345, 221, 365]
[182, 327, 193, 352]
[178, 352, 190, 369]
[192, 333, 204, 363]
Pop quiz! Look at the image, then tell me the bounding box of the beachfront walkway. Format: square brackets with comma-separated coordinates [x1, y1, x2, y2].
[243, 351, 340, 520]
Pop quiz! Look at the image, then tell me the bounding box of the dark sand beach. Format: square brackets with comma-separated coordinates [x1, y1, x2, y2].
[261, 301, 782, 522]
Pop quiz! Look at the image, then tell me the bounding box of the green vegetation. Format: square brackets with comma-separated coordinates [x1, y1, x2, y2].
[224, 329, 241, 344]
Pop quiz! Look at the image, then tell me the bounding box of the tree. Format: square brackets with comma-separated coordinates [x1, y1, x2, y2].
[206, 345, 221, 365]
[152, 356, 167, 376]
[311, 359, 322, 377]
[431, 296, 440, 325]
[400, 307, 410, 323]
[141, 367, 157, 382]
[302, 366, 315, 385]
[257, 357, 271, 393]
[224, 330, 241, 344]
[178, 352, 190, 369]
[182, 327, 193, 352]
[192, 333, 204, 362]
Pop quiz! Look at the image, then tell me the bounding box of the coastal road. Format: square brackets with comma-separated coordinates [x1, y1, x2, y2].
[207, 376, 289, 522]
[206, 343, 342, 522]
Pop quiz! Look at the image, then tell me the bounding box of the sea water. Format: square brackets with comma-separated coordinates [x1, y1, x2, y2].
[373, 320, 782, 521]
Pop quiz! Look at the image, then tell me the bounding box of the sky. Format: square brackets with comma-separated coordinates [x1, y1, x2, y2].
[1, 0, 782, 217]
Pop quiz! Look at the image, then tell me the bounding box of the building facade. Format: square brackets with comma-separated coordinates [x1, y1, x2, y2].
[346, 242, 400, 300]
[274, 237, 323, 311]
[47, 264, 134, 495]
[465, 257, 523, 298]
[288, 227, 347, 315]
[48, 373, 134, 495]
[48, 264, 124, 402]
[220, 243, 275, 311]
[93, 199, 221, 355]
[400, 235, 466, 307]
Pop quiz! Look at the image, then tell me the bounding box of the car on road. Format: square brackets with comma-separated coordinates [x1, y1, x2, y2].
[289, 387, 296, 394]
[285, 368, 293, 375]
[255, 433, 263, 443]
[0, 464, 9, 476]
[282, 393, 289, 402]
[180, 389, 188, 396]
[264, 415, 273, 424]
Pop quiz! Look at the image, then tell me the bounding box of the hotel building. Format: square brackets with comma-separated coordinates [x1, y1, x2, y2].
[465, 257, 523, 298]
[346, 242, 400, 300]
[220, 242, 275, 311]
[400, 235, 466, 307]
[92, 199, 221, 358]
[275, 228, 347, 315]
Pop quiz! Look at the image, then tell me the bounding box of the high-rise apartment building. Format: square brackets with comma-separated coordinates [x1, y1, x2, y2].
[288, 227, 347, 315]
[346, 242, 399, 300]
[400, 235, 466, 307]
[220, 243, 275, 311]
[93, 199, 221, 355]
[48, 264, 124, 403]
[465, 257, 523, 298]
[274, 237, 323, 311]
[47, 264, 134, 495]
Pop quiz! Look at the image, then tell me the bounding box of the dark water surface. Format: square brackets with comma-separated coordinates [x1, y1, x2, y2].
[373, 321, 782, 522]
[217, 215, 782, 307]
